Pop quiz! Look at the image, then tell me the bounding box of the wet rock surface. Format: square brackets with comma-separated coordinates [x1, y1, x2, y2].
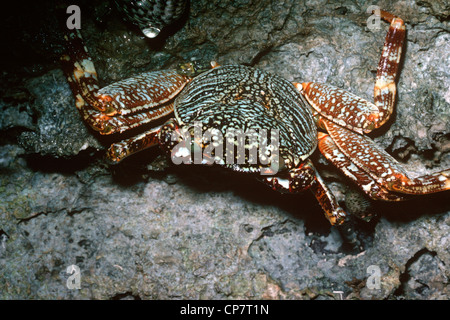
[0, 0, 449, 299]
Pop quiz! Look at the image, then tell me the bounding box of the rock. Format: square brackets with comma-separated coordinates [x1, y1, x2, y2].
[16, 70, 103, 158]
[0, 0, 449, 299]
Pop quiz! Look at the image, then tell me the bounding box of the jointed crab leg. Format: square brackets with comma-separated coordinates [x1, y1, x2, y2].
[263, 159, 346, 225]
[61, 29, 201, 163]
[309, 7, 449, 197]
[308, 164, 347, 225]
[90, 103, 174, 135]
[107, 126, 161, 163]
[317, 131, 407, 201]
[61, 30, 102, 113]
[61, 29, 188, 136]
[95, 70, 190, 117]
[373, 10, 405, 129]
[321, 119, 450, 197]
[298, 10, 405, 134]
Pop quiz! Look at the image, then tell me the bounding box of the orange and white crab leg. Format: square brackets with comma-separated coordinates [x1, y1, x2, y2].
[317, 131, 407, 201]
[106, 126, 162, 164]
[372, 10, 405, 129]
[296, 10, 405, 134]
[262, 160, 346, 225]
[61, 29, 189, 134]
[60, 30, 103, 113]
[95, 70, 190, 117]
[322, 119, 450, 196]
[308, 165, 347, 225]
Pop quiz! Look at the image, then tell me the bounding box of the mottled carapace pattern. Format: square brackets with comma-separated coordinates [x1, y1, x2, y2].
[175, 65, 317, 170]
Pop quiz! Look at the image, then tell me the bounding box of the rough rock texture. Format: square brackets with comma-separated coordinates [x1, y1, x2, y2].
[0, 0, 449, 299]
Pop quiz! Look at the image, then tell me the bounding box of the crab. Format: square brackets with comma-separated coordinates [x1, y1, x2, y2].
[61, 10, 449, 226]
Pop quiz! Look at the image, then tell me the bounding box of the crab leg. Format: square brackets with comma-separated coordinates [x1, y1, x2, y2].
[317, 131, 406, 201]
[107, 126, 161, 163]
[308, 165, 347, 225]
[263, 159, 346, 225]
[373, 10, 405, 129]
[61, 30, 103, 113]
[297, 10, 405, 134]
[96, 70, 190, 116]
[68, 100, 173, 135]
[61, 29, 189, 135]
[322, 119, 450, 196]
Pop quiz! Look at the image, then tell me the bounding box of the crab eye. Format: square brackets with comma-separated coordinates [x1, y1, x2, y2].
[176, 61, 215, 77]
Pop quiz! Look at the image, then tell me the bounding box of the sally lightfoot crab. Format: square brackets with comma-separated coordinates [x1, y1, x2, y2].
[61, 10, 449, 225]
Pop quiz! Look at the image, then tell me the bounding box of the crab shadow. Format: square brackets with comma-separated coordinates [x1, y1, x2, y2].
[373, 192, 450, 223]
[109, 146, 450, 248]
[109, 147, 333, 234]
